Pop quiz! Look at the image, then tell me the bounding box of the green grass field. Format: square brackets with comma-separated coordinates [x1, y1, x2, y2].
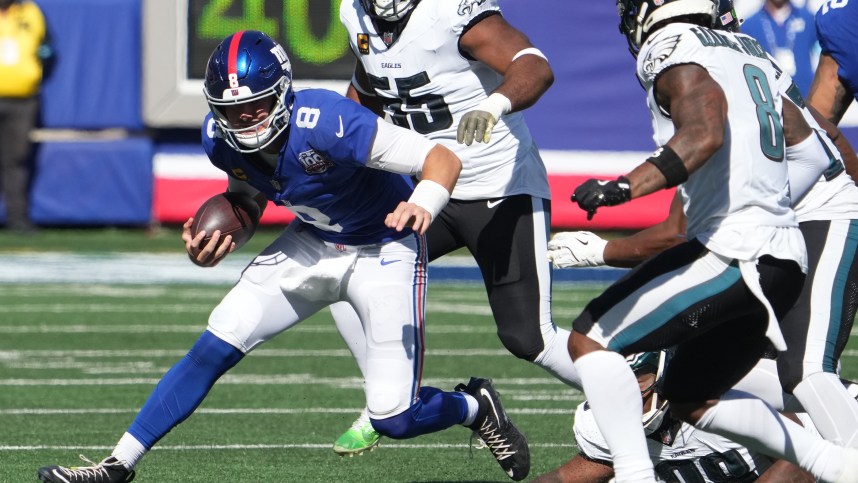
[0, 228, 856, 482]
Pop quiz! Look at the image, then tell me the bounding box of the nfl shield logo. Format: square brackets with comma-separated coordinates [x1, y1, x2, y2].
[382, 31, 395, 46]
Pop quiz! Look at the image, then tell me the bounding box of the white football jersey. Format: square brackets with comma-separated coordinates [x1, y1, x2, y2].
[574, 401, 772, 482]
[340, 0, 550, 201]
[637, 24, 804, 267]
[768, 53, 858, 222]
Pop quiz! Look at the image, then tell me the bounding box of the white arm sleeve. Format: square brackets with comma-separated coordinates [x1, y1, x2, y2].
[366, 118, 435, 175]
[786, 131, 832, 206]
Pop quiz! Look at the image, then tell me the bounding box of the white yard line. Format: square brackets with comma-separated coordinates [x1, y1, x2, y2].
[0, 405, 580, 416]
[0, 348, 510, 358]
[0, 253, 478, 284]
[0, 324, 500, 335]
[0, 375, 566, 386]
[2, 442, 575, 451]
[0, 302, 586, 318]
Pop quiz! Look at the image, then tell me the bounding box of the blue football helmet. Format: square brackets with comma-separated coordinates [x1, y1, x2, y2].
[204, 30, 294, 153]
[627, 351, 671, 435]
[715, 0, 741, 32]
[617, 0, 719, 57]
[360, 0, 420, 21]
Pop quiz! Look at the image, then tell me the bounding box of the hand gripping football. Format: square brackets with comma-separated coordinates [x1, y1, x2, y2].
[190, 192, 261, 252]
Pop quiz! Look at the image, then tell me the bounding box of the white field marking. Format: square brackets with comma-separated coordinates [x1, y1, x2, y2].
[1, 348, 529, 373]
[1, 284, 490, 301]
[0, 324, 502, 335]
[0, 348, 513, 359]
[2, 349, 523, 373]
[0, 375, 565, 387]
[0, 285, 180, 298]
[3, 361, 159, 372]
[1, 442, 574, 451]
[0, 302, 500, 316]
[0, 283, 222, 301]
[0, 406, 577, 416]
[0, 304, 212, 314]
[0, 302, 584, 321]
[0, 324, 207, 334]
[0, 253, 476, 284]
[0, 253, 251, 285]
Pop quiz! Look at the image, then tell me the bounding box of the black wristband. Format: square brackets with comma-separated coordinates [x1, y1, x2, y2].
[646, 145, 688, 188]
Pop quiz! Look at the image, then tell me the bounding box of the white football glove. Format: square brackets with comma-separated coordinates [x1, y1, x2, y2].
[547, 231, 608, 268]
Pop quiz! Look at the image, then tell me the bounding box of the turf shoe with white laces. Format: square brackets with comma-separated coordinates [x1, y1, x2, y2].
[456, 377, 530, 481]
[332, 408, 381, 456]
[37, 455, 135, 483]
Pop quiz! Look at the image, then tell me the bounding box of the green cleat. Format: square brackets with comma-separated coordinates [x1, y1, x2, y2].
[333, 409, 381, 457]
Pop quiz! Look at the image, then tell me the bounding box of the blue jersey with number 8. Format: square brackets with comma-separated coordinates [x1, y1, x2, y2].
[816, 0, 858, 102]
[202, 88, 415, 246]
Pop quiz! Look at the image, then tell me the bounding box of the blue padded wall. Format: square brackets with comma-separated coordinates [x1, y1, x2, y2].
[28, 138, 153, 225]
[37, 0, 142, 129]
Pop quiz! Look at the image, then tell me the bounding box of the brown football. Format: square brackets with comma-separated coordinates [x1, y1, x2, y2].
[190, 192, 261, 254]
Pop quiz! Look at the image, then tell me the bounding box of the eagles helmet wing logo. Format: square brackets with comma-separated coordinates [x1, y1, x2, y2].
[641, 34, 682, 83]
[457, 0, 486, 16]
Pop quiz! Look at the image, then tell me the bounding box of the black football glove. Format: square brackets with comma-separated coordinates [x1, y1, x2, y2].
[571, 176, 632, 220]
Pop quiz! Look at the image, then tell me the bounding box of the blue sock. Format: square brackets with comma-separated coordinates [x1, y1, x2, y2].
[128, 331, 243, 448]
[370, 386, 469, 439]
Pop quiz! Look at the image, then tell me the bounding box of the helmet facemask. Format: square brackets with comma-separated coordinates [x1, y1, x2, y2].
[207, 77, 292, 153]
[360, 0, 419, 21]
[203, 31, 295, 154]
[617, 0, 648, 58]
[628, 351, 671, 435]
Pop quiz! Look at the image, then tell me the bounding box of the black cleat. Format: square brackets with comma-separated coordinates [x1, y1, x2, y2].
[38, 455, 135, 483]
[456, 377, 530, 481]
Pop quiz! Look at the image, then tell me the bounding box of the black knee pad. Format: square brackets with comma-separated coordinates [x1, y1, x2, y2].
[497, 329, 543, 362]
[777, 355, 803, 394]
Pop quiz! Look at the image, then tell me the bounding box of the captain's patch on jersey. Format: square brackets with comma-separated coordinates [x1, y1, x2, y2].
[641, 34, 682, 82]
[357, 33, 369, 55]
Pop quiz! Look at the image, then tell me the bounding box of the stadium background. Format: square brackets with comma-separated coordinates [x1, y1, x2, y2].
[11, 0, 858, 230]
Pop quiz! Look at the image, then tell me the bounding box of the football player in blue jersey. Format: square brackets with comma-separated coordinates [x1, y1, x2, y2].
[808, 0, 858, 178]
[809, 0, 858, 125]
[35, 30, 530, 483]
